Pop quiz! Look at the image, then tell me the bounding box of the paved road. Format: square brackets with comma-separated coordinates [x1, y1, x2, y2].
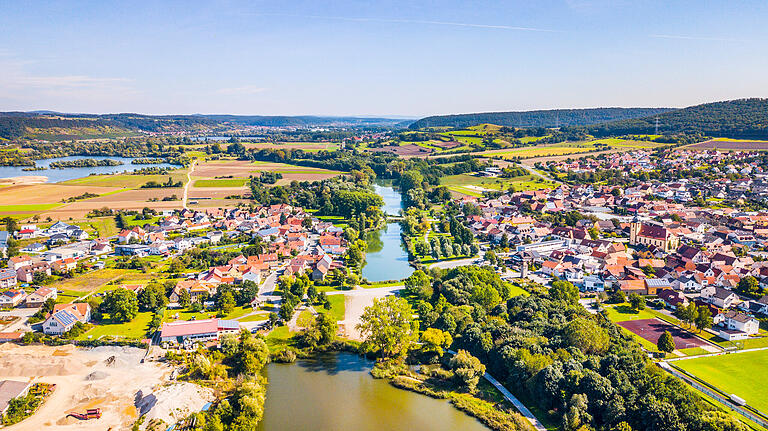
[447, 350, 547, 431]
[428, 251, 485, 270]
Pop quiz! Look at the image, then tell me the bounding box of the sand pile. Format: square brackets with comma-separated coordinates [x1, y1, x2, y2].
[85, 371, 109, 381]
[136, 382, 215, 425]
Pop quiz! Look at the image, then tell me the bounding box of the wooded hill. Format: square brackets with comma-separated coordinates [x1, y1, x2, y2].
[0, 112, 405, 140]
[408, 107, 672, 130]
[571, 98, 768, 139]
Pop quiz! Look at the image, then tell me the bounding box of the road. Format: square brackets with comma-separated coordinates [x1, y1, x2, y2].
[446, 350, 547, 431]
[428, 251, 485, 270]
[182, 159, 196, 209]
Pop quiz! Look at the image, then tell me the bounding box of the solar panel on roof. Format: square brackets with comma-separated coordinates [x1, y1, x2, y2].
[55, 310, 77, 326]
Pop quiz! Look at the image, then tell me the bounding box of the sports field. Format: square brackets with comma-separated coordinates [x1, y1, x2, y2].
[674, 349, 768, 413]
[618, 318, 710, 350]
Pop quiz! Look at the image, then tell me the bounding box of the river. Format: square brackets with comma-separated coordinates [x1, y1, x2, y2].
[362, 182, 413, 282]
[0, 156, 178, 183]
[256, 353, 489, 431]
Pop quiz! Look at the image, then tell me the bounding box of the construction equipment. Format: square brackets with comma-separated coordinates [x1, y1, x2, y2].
[68, 408, 102, 420]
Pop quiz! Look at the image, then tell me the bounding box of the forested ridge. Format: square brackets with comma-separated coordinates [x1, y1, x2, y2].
[408, 108, 672, 130]
[0, 112, 403, 140]
[571, 98, 768, 139]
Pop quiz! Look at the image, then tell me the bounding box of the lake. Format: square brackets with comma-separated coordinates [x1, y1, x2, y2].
[362, 182, 413, 282]
[0, 156, 179, 183]
[256, 353, 489, 431]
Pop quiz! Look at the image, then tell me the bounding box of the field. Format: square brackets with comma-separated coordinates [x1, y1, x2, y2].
[193, 178, 249, 187]
[78, 311, 155, 340]
[618, 318, 710, 350]
[60, 170, 187, 188]
[49, 269, 128, 293]
[369, 143, 434, 157]
[440, 173, 557, 197]
[242, 141, 340, 152]
[686, 138, 768, 151]
[476, 142, 597, 159]
[674, 349, 768, 413]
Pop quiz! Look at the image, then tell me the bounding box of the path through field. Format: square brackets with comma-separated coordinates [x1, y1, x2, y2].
[182, 160, 196, 209]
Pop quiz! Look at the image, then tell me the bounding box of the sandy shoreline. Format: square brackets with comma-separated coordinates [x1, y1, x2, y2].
[0, 176, 48, 185]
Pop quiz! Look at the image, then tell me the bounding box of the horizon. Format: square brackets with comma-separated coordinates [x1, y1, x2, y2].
[1, 1, 767, 116]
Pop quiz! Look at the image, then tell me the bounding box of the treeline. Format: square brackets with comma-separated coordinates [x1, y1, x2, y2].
[568, 98, 768, 139]
[248, 177, 383, 231]
[141, 176, 183, 188]
[49, 158, 123, 168]
[409, 267, 748, 431]
[408, 108, 672, 130]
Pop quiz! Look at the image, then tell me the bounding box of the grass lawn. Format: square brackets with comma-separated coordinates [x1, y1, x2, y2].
[675, 349, 768, 413]
[239, 313, 269, 322]
[168, 305, 253, 321]
[319, 295, 346, 322]
[55, 289, 86, 304]
[79, 311, 155, 340]
[89, 216, 119, 237]
[124, 215, 161, 226]
[603, 303, 657, 322]
[193, 178, 249, 187]
[266, 325, 296, 351]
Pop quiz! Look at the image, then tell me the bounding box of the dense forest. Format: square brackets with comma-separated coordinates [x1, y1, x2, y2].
[407, 267, 747, 431]
[571, 98, 768, 139]
[408, 108, 672, 130]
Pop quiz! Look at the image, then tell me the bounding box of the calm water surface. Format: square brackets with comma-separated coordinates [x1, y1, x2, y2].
[362, 182, 413, 282]
[256, 353, 489, 431]
[0, 156, 178, 183]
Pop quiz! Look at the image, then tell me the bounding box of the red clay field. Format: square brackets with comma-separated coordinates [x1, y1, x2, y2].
[618, 318, 709, 350]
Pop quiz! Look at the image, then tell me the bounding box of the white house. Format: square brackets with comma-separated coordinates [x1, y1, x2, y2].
[715, 310, 759, 341]
[42, 303, 91, 335]
[701, 286, 738, 309]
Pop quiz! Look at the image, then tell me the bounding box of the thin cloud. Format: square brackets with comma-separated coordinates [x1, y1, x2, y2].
[650, 34, 753, 43]
[11, 75, 131, 89]
[263, 13, 560, 33]
[215, 85, 266, 95]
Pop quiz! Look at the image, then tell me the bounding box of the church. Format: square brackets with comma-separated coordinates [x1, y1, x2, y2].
[629, 217, 679, 253]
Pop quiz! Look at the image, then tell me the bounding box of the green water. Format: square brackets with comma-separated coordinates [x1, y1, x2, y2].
[256, 353, 489, 431]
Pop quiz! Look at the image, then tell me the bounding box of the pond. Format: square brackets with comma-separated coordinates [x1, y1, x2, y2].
[0, 156, 179, 183]
[256, 353, 489, 431]
[362, 182, 413, 282]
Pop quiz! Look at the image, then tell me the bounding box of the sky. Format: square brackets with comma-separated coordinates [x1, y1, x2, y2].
[1, 0, 767, 117]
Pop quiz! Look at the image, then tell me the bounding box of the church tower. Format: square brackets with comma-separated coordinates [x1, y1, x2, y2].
[629, 215, 641, 245]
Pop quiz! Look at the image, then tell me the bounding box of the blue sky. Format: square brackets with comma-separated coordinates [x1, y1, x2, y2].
[1, 0, 767, 117]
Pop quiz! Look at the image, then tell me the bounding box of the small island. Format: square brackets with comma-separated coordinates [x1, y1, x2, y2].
[49, 159, 123, 169]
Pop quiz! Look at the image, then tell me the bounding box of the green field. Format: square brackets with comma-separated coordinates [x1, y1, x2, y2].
[89, 217, 120, 237]
[479, 143, 596, 159]
[193, 178, 249, 187]
[78, 311, 155, 340]
[440, 173, 557, 196]
[675, 349, 768, 413]
[61, 171, 187, 188]
[0, 204, 62, 212]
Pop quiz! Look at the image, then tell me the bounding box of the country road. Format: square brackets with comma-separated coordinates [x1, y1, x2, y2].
[182, 159, 196, 209]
